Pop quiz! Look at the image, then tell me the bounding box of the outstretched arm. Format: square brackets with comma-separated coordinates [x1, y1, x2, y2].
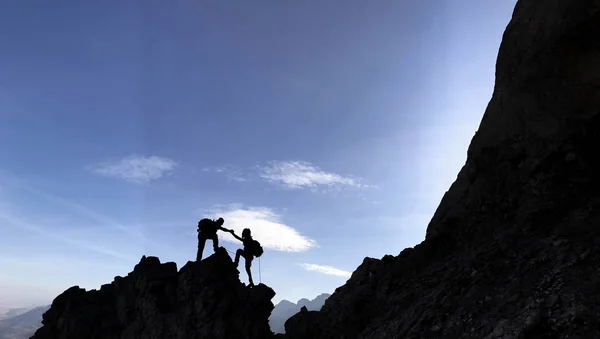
[219, 226, 231, 233]
[230, 231, 243, 242]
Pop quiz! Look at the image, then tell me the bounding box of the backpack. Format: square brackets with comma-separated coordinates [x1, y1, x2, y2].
[198, 218, 217, 236]
[252, 240, 264, 258]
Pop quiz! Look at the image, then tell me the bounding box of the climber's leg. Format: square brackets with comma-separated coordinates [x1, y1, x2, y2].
[234, 249, 244, 267]
[196, 236, 206, 261]
[245, 257, 254, 286]
[212, 235, 219, 252]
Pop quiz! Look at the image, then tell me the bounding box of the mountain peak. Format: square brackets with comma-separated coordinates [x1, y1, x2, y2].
[32, 249, 276, 339]
[296, 299, 310, 306]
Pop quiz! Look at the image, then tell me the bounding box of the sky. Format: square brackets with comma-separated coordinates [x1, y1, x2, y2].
[0, 0, 517, 308]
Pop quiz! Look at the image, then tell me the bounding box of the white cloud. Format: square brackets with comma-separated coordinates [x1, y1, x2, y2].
[258, 161, 364, 190]
[298, 263, 352, 278]
[205, 205, 317, 252]
[89, 155, 177, 183]
[199, 161, 376, 194]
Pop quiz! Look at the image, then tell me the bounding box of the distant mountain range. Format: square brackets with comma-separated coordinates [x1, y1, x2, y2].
[269, 293, 330, 334]
[0, 309, 29, 321]
[0, 306, 49, 339]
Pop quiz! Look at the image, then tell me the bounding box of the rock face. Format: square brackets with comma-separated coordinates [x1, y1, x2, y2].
[31, 249, 276, 339]
[284, 1, 600, 338]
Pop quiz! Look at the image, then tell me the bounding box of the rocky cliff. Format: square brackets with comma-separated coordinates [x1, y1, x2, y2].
[31, 249, 276, 339]
[284, 0, 600, 338]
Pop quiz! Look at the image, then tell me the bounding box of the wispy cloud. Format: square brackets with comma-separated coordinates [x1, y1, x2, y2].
[203, 165, 250, 182]
[258, 161, 365, 191]
[0, 177, 161, 257]
[89, 155, 177, 183]
[298, 263, 352, 278]
[200, 161, 376, 194]
[0, 211, 136, 261]
[205, 204, 317, 252]
[15, 183, 148, 243]
[0, 255, 128, 271]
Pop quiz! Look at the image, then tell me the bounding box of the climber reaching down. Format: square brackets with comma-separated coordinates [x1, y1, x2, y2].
[197, 217, 231, 261]
[229, 228, 263, 287]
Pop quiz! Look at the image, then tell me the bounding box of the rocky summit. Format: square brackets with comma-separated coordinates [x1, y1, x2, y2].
[31, 249, 276, 339]
[283, 0, 600, 338]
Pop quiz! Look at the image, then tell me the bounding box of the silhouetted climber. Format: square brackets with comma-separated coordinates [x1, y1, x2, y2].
[197, 217, 232, 261]
[229, 228, 264, 287]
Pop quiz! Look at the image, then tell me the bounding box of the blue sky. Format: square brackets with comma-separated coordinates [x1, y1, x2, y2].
[0, 0, 517, 308]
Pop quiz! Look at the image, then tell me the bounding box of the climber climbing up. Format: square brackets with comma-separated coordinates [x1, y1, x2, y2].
[229, 228, 263, 287]
[197, 217, 232, 261]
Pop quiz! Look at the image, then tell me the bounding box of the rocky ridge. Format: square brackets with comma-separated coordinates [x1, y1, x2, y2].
[31, 249, 276, 339]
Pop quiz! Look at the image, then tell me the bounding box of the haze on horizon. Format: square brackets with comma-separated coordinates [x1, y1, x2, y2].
[0, 0, 517, 308]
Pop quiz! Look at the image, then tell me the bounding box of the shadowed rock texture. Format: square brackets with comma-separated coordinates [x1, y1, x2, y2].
[284, 0, 600, 338]
[31, 250, 276, 339]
